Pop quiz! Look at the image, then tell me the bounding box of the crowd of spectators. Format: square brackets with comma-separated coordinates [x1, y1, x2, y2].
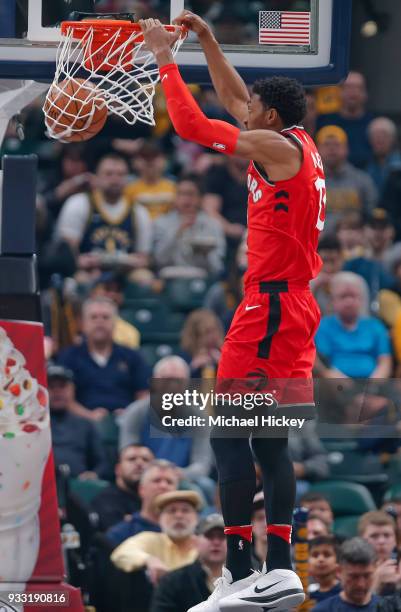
[3, 63, 401, 610]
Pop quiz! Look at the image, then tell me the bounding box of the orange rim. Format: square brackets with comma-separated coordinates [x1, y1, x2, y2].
[60, 20, 186, 45]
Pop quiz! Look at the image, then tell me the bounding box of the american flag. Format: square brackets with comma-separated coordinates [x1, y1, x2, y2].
[259, 11, 311, 45]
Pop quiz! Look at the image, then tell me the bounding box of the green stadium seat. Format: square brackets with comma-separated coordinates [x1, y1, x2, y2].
[164, 278, 209, 311]
[140, 343, 179, 367]
[333, 516, 359, 539]
[69, 477, 109, 506]
[95, 413, 119, 444]
[95, 413, 119, 469]
[383, 484, 401, 502]
[322, 439, 359, 452]
[121, 301, 184, 343]
[385, 455, 401, 486]
[327, 450, 388, 487]
[309, 480, 376, 516]
[124, 282, 157, 300]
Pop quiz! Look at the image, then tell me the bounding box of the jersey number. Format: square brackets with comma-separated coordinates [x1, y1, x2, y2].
[314, 177, 326, 231]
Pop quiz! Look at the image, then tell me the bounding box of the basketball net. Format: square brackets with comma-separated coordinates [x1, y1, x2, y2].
[43, 21, 186, 141]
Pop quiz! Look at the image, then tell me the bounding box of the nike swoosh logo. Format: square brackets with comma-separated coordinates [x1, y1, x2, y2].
[162, 74, 168, 81]
[241, 587, 304, 604]
[245, 305, 261, 311]
[254, 580, 281, 594]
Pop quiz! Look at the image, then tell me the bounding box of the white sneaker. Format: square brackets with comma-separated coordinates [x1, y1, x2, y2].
[219, 568, 305, 611]
[187, 567, 260, 612]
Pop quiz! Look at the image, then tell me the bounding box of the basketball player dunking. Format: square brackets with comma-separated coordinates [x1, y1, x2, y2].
[141, 12, 326, 611]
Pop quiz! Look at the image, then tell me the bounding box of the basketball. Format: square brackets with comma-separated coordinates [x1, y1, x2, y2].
[43, 78, 108, 142]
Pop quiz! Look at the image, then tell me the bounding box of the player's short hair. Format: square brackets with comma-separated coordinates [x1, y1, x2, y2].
[309, 535, 340, 558]
[252, 76, 306, 127]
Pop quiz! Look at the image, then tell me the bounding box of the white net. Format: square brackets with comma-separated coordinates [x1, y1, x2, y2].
[43, 23, 185, 141]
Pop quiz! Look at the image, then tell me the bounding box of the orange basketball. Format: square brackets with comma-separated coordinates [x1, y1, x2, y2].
[43, 78, 108, 142]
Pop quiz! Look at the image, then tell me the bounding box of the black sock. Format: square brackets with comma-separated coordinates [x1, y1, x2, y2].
[251, 434, 296, 572]
[226, 533, 253, 581]
[266, 533, 292, 572]
[210, 435, 256, 582]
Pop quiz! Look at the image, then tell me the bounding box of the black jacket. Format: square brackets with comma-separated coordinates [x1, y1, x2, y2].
[90, 483, 141, 531]
[151, 561, 210, 612]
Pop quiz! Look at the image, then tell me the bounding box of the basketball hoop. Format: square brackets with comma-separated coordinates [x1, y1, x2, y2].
[43, 19, 186, 138]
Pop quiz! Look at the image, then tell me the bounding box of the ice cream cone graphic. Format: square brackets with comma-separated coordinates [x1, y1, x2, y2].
[0, 328, 51, 584]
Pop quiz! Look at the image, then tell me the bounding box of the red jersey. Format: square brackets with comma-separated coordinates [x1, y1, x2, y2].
[244, 126, 325, 292]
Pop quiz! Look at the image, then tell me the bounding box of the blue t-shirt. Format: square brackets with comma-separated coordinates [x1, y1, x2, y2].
[317, 112, 375, 169]
[107, 512, 160, 546]
[316, 315, 391, 378]
[312, 594, 380, 611]
[140, 412, 192, 468]
[309, 582, 342, 604]
[58, 341, 150, 410]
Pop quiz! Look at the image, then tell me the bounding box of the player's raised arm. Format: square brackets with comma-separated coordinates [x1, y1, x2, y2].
[172, 10, 250, 124]
[140, 20, 300, 173]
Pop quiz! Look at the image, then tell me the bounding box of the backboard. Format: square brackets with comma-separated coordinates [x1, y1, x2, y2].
[0, 0, 351, 85]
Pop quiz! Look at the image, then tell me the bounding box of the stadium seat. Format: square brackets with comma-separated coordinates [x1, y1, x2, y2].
[326, 450, 388, 505]
[385, 455, 401, 486]
[322, 439, 359, 452]
[333, 516, 359, 539]
[164, 278, 210, 311]
[140, 343, 178, 367]
[95, 413, 120, 469]
[383, 484, 401, 502]
[309, 480, 376, 516]
[121, 300, 183, 343]
[124, 282, 157, 300]
[327, 449, 388, 484]
[69, 478, 109, 506]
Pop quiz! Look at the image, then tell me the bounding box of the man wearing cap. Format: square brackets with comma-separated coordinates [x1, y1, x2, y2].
[316, 124, 378, 232]
[111, 490, 201, 583]
[48, 364, 109, 479]
[151, 514, 227, 612]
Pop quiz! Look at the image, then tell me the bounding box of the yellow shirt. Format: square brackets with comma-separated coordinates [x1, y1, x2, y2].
[111, 532, 198, 573]
[379, 289, 401, 329]
[125, 179, 176, 219]
[315, 85, 342, 114]
[113, 316, 140, 349]
[392, 310, 401, 363]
